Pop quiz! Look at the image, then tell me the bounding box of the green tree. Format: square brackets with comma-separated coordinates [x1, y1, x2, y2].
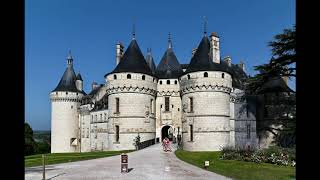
[25, 122, 38, 155]
[245, 25, 296, 148]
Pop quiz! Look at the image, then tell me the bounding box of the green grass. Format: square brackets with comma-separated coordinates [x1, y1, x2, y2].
[175, 150, 295, 180]
[25, 150, 133, 167]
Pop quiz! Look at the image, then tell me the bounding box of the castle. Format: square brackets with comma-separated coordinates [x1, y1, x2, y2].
[50, 30, 258, 153]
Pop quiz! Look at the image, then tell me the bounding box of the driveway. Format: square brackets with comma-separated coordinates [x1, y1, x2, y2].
[25, 143, 230, 180]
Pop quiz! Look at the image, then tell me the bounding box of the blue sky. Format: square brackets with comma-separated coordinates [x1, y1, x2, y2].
[25, 0, 295, 130]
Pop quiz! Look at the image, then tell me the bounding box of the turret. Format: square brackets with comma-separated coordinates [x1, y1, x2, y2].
[238, 60, 245, 72]
[116, 42, 124, 65]
[76, 73, 83, 92]
[224, 56, 232, 67]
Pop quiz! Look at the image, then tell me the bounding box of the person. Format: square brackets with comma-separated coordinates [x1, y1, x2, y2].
[165, 137, 172, 152]
[162, 138, 168, 151]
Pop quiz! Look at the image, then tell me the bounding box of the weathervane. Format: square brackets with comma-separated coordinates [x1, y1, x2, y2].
[168, 32, 172, 49]
[203, 16, 208, 36]
[132, 17, 136, 39]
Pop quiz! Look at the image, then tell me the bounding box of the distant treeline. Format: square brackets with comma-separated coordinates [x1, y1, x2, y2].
[25, 123, 51, 156]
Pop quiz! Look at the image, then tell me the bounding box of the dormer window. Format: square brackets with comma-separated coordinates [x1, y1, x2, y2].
[175, 80, 177, 84]
[142, 75, 145, 80]
[114, 75, 117, 80]
[167, 80, 170, 84]
[204, 72, 208, 77]
[160, 81, 162, 85]
[127, 74, 131, 79]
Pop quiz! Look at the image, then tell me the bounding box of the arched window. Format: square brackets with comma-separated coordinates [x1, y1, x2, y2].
[66, 92, 68, 95]
[204, 72, 208, 77]
[114, 74, 117, 80]
[127, 74, 131, 79]
[167, 80, 170, 84]
[187, 75, 190, 79]
[222, 73, 225, 78]
[160, 81, 162, 85]
[142, 75, 145, 80]
[175, 80, 177, 84]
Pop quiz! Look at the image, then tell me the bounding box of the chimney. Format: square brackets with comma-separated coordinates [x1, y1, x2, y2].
[92, 82, 98, 90]
[210, 32, 220, 64]
[192, 48, 197, 57]
[238, 61, 245, 71]
[224, 56, 232, 66]
[116, 41, 124, 65]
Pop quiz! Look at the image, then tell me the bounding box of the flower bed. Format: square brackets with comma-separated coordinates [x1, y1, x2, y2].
[220, 146, 296, 167]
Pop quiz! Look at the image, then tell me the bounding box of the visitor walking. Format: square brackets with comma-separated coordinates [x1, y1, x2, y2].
[165, 137, 172, 152]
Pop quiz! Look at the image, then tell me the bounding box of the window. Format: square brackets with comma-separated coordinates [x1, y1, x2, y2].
[222, 73, 225, 78]
[115, 125, 120, 142]
[187, 75, 190, 79]
[142, 75, 145, 80]
[104, 113, 107, 121]
[160, 81, 162, 85]
[190, 125, 193, 141]
[160, 104, 163, 108]
[165, 97, 170, 111]
[153, 78, 155, 82]
[100, 114, 102, 121]
[172, 104, 174, 108]
[178, 108, 180, 111]
[247, 124, 251, 139]
[214, 40, 217, 46]
[95, 115, 97, 122]
[189, 97, 194, 112]
[56, 92, 58, 95]
[91, 115, 93, 123]
[66, 92, 68, 95]
[71, 105, 73, 109]
[175, 80, 177, 84]
[127, 74, 131, 79]
[150, 99, 153, 113]
[204, 72, 208, 77]
[116, 98, 120, 113]
[76, 93, 78, 95]
[114, 75, 117, 80]
[167, 80, 170, 84]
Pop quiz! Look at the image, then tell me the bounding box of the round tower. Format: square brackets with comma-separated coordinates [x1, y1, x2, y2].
[104, 36, 157, 150]
[180, 33, 232, 151]
[50, 51, 85, 153]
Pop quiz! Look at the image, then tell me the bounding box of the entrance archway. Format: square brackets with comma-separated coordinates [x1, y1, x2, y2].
[161, 125, 173, 141]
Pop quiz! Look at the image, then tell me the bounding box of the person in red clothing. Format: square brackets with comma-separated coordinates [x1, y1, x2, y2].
[165, 137, 172, 152]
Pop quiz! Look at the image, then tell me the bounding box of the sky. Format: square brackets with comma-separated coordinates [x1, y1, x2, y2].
[25, 0, 295, 130]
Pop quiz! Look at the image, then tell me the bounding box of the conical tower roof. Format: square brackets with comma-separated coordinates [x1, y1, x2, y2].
[155, 35, 183, 79]
[106, 39, 153, 77]
[146, 48, 156, 74]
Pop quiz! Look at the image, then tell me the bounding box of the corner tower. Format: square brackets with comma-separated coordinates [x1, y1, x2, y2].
[180, 32, 233, 151]
[104, 34, 157, 150]
[50, 51, 85, 153]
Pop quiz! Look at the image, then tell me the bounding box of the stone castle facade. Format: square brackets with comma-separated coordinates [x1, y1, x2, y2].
[50, 31, 258, 153]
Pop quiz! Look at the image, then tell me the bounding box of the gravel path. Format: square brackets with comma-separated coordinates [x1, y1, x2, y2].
[25, 143, 230, 180]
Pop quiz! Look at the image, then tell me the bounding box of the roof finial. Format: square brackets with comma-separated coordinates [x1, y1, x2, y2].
[203, 16, 207, 36]
[168, 32, 172, 49]
[147, 48, 152, 54]
[132, 17, 136, 39]
[67, 49, 73, 59]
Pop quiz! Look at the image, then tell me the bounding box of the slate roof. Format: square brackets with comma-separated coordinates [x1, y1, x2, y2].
[155, 42, 183, 79]
[184, 36, 233, 75]
[76, 73, 83, 81]
[52, 65, 86, 94]
[146, 49, 156, 75]
[91, 93, 108, 111]
[258, 76, 294, 94]
[105, 39, 153, 77]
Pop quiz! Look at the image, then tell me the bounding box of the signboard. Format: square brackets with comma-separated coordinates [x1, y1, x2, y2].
[121, 154, 128, 173]
[205, 161, 209, 167]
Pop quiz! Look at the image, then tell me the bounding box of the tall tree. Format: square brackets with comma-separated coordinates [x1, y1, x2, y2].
[25, 122, 38, 155]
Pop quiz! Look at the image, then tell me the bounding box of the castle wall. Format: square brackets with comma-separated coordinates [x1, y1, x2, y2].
[89, 110, 108, 151]
[50, 91, 83, 153]
[156, 79, 182, 141]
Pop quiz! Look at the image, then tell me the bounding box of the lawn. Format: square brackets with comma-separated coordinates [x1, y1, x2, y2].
[25, 150, 133, 167]
[175, 150, 295, 180]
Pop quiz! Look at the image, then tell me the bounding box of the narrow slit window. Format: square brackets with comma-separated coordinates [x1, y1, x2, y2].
[115, 125, 119, 142]
[189, 97, 193, 112]
[116, 98, 120, 113]
[142, 75, 145, 80]
[165, 97, 170, 111]
[190, 125, 193, 141]
[114, 74, 117, 80]
[222, 73, 225, 78]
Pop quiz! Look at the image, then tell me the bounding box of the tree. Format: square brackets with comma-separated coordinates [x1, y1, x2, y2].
[245, 25, 296, 148]
[25, 122, 38, 155]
